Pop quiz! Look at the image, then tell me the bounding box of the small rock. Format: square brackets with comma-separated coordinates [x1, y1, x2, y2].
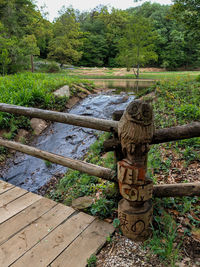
[65, 96, 80, 109]
[54, 85, 70, 97]
[72, 196, 93, 210]
[30, 118, 48, 135]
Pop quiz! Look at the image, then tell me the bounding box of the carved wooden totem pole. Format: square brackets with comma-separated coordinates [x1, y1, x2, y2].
[118, 100, 154, 241]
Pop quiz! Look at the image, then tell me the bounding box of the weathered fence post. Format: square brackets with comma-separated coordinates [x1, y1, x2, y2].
[117, 100, 154, 241]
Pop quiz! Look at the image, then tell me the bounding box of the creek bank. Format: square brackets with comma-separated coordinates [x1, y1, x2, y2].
[0, 89, 134, 192]
[0, 82, 96, 179]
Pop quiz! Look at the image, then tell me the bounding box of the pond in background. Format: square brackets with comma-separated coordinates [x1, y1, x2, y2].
[89, 79, 155, 94]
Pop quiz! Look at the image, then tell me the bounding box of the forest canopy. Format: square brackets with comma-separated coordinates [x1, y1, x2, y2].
[0, 0, 199, 75]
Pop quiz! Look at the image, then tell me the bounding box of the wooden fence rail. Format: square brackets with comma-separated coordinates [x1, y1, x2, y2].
[0, 103, 118, 132]
[0, 103, 199, 143]
[0, 100, 199, 242]
[1, 138, 199, 198]
[0, 138, 115, 181]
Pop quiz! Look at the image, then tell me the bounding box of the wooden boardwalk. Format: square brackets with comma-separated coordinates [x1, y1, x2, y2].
[0, 180, 114, 267]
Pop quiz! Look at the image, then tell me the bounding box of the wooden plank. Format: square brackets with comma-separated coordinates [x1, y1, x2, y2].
[0, 187, 27, 207]
[0, 138, 116, 182]
[0, 180, 15, 195]
[0, 204, 75, 266]
[12, 212, 95, 267]
[153, 182, 200, 197]
[50, 219, 115, 267]
[0, 197, 57, 245]
[0, 192, 41, 224]
[0, 103, 118, 132]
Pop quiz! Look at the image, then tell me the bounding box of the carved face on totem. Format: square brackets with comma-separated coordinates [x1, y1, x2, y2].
[126, 101, 153, 126]
[118, 100, 154, 165]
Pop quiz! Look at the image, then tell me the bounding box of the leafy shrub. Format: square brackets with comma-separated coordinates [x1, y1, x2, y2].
[46, 62, 61, 73]
[196, 75, 200, 82]
[90, 198, 116, 219]
[175, 104, 200, 121]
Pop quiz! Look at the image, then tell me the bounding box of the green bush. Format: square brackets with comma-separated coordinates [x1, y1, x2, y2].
[46, 62, 61, 73]
[175, 104, 200, 121]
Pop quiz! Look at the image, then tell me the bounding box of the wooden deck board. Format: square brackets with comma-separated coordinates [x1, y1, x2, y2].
[0, 180, 15, 194]
[50, 219, 115, 267]
[0, 181, 115, 267]
[0, 204, 75, 266]
[12, 212, 95, 267]
[0, 192, 41, 224]
[0, 198, 57, 245]
[0, 187, 27, 207]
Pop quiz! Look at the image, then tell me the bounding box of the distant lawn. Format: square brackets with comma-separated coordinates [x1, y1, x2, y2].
[140, 71, 200, 80]
[66, 67, 200, 80]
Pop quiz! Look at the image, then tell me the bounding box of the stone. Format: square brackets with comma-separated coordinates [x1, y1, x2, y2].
[72, 196, 94, 210]
[65, 96, 80, 109]
[53, 85, 70, 97]
[30, 118, 48, 135]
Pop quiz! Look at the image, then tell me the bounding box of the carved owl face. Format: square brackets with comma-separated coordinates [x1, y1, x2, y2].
[126, 100, 153, 126]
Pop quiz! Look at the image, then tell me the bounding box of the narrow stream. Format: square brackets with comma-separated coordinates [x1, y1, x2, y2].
[0, 92, 135, 192]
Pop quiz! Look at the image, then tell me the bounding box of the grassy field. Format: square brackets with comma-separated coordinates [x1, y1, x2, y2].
[66, 67, 200, 80]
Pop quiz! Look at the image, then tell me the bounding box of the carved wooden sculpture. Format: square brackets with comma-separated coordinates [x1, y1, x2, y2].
[117, 100, 154, 241]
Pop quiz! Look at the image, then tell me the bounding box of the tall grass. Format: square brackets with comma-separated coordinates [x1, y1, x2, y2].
[0, 72, 92, 130]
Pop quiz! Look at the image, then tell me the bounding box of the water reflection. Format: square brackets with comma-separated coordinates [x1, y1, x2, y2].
[90, 79, 155, 94]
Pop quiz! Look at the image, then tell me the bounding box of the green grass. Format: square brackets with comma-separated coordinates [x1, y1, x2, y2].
[66, 68, 200, 81]
[0, 72, 94, 157]
[47, 132, 120, 219]
[140, 71, 200, 80]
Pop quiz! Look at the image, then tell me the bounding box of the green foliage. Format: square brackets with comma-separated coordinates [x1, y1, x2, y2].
[46, 62, 61, 73]
[48, 7, 83, 66]
[175, 104, 200, 121]
[113, 218, 120, 228]
[44, 160, 52, 168]
[0, 72, 92, 142]
[116, 15, 158, 78]
[0, 0, 52, 74]
[0, 49, 11, 75]
[87, 254, 97, 267]
[48, 133, 119, 219]
[145, 210, 180, 266]
[172, 0, 200, 35]
[90, 198, 115, 219]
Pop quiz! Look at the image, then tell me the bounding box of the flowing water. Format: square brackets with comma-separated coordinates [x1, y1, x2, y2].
[0, 79, 154, 192]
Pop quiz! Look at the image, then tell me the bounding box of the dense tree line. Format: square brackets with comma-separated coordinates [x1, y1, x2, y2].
[0, 0, 199, 75]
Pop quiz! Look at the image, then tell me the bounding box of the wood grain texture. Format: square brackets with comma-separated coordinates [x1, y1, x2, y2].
[153, 182, 200, 197]
[0, 180, 15, 195]
[0, 197, 57, 245]
[118, 100, 154, 165]
[50, 219, 114, 267]
[0, 192, 41, 224]
[0, 204, 75, 266]
[0, 187, 27, 207]
[12, 212, 95, 267]
[0, 138, 116, 182]
[0, 103, 118, 132]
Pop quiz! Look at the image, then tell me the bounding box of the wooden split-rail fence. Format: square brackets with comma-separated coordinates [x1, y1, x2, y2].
[0, 101, 200, 241]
